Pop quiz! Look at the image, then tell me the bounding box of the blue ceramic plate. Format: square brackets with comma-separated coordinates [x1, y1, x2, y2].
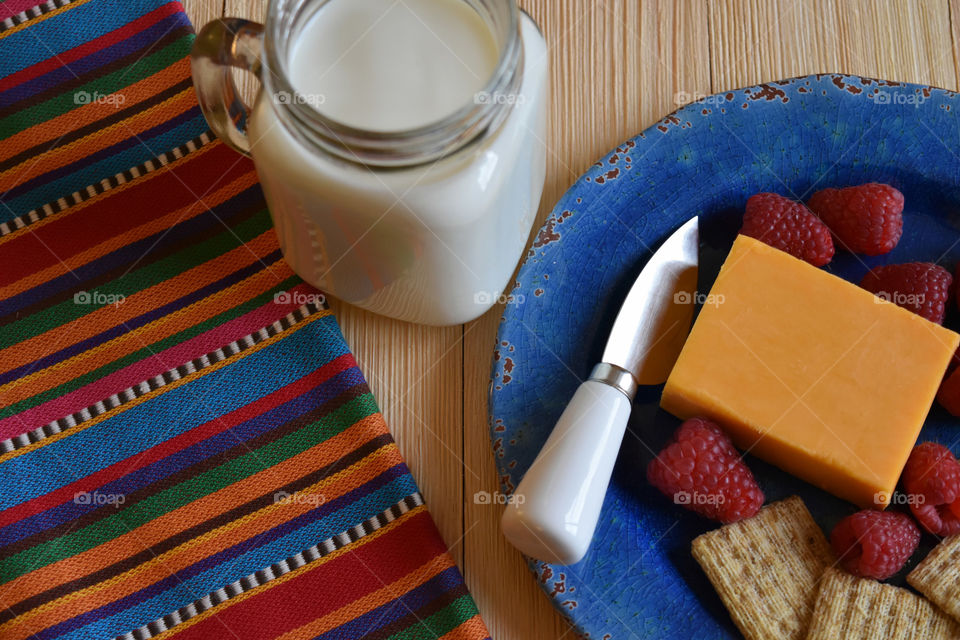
[488, 74, 960, 639]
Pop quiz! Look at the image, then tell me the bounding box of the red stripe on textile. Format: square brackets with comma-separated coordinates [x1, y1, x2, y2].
[0, 285, 320, 434]
[0, 0, 62, 20]
[0, 352, 356, 529]
[167, 510, 446, 640]
[0, 3, 181, 90]
[0, 144, 251, 282]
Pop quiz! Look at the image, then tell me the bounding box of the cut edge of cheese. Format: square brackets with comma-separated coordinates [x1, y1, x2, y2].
[662, 384, 908, 507]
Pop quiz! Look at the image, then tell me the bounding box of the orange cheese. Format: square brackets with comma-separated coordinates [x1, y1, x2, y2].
[661, 235, 959, 508]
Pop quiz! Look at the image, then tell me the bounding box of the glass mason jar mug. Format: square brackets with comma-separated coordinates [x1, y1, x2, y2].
[191, 0, 547, 325]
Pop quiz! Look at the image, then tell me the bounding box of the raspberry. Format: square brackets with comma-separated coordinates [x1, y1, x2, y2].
[646, 417, 764, 523]
[740, 193, 834, 266]
[807, 183, 904, 255]
[830, 510, 920, 580]
[860, 262, 952, 324]
[902, 442, 960, 536]
[937, 367, 960, 417]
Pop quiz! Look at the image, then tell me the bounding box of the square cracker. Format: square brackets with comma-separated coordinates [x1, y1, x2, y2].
[807, 568, 960, 639]
[691, 496, 834, 640]
[908, 534, 960, 625]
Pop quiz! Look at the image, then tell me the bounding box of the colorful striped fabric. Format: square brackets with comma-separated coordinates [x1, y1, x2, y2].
[0, 1, 490, 639]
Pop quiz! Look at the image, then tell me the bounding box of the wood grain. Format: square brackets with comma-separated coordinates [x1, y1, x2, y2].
[180, 1, 960, 637]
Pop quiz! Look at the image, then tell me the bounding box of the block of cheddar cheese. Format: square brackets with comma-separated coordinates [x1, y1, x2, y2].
[661, 235, 959, 508]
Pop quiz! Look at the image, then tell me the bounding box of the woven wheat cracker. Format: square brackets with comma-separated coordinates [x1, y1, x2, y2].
[807, 568, 960, 639]
[908, 534, 960, 625]
[691, 496, 833, 640]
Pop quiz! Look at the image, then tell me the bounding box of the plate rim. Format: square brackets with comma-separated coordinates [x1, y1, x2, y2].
[487, 72, 960, 637]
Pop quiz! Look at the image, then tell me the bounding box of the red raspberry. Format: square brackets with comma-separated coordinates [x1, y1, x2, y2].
[646, 417, 764, 523]
[860, 262, 952, 324]
[740, 193, 834, 266]
[830, 510, 920, 580]
[937, 367, 960, 417]
[807, 183, 903, 255]
[902, 442, 960, 536]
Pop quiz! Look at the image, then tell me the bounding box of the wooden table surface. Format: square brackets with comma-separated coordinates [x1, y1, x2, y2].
[179, 1, 960, 637]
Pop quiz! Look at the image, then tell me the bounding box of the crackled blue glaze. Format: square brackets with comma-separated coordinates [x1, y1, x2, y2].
[489, 74, 960, 639]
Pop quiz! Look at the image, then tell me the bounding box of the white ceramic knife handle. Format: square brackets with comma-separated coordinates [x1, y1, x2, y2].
[501, 364, 635, 565]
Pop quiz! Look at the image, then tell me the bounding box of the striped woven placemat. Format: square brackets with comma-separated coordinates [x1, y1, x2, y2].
[0, 2, 490, 639]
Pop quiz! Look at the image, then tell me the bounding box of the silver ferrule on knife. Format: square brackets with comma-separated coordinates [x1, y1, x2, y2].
[589, 362, 638, 402]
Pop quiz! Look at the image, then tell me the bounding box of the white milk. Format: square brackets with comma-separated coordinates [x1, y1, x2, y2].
[248, 2, 547, 325]
[289, 0, 499, 131]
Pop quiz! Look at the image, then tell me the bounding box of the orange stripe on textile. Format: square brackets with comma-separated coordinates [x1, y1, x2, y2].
[1, 417, 394, 605]
[439, 616, 493, 640]
[1, 444, 404, 637]
[0, 59, 193, 169]
[0, 227, 278, 373]
[0, 258, 293, 407]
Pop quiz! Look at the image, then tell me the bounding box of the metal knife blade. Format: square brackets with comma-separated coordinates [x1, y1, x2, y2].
[602, 217, 699, 386]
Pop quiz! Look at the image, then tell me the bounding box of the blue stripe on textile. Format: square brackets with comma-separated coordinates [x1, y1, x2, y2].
[4, 106, 203, 203]
[0, 11, 190, 107]
[0, 315, 352, 508]
[317, 568, 463, 640]
[3, 109, 206, 215]
[56, 472, 418, 640]
[0, 0, 166, 77]
[0, 366, 366, 545]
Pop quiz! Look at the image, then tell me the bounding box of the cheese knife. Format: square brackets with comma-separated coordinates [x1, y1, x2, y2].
[501, 217, 699, 565]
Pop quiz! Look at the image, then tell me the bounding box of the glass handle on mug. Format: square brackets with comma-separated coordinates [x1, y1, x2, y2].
[190, 19, 264, 157]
